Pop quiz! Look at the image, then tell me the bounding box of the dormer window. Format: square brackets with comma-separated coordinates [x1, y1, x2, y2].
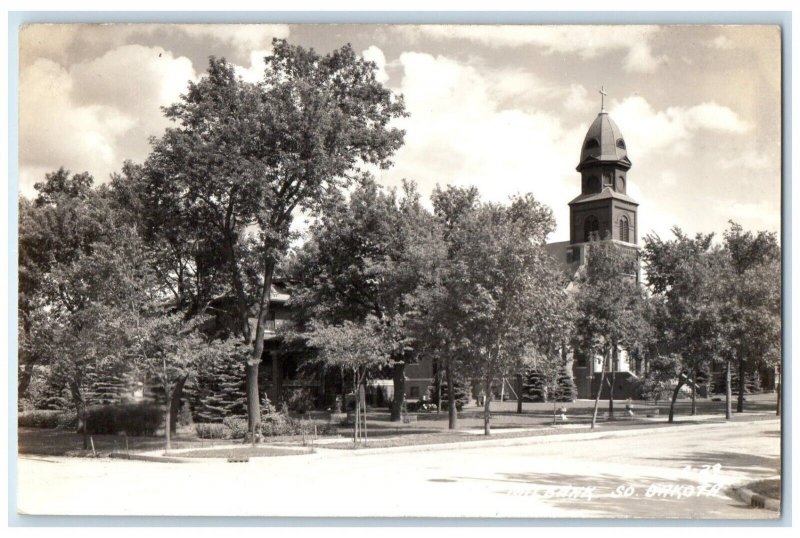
[616, 138, 626, 149]
[584, 138, 599, 150]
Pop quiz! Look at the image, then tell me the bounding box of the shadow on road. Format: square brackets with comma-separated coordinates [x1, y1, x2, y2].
[643, 450, 780, 478]
[442, 470, 764, 518]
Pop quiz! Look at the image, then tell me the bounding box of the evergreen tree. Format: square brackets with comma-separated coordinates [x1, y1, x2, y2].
[192, 353, 247, 422]
[522, 369, 548, 402]
[553, 365, 577, 402]
[428, 379, 468, 411]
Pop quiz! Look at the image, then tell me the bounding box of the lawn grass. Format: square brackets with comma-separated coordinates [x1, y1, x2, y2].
[322, 419, 690, 450]
[177, 446, 313, 459]
[18, 393, 778, 456]
[17, 428, 233, 457]
[745, 479, 781, 500]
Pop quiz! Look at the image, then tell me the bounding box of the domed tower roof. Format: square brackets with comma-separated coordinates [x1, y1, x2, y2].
[577, 112, 631, 172]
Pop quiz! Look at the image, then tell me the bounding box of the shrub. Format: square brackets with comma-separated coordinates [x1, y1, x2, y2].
[222, 416, 249, 439]
[283, 388, 316, 414]
[18, 409, 68, 429]
[56, 411, 79, 430]
[195, 422, 230, 439]
[85, 403, 162, 436]
[314, 421, 339, 436]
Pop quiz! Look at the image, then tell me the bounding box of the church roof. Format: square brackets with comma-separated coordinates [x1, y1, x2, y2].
[568, 186, 639, 206]
[578, 112, 630, 169]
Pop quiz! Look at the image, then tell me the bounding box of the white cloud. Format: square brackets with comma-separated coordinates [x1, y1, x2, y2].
[563, 84, 594, 113]
[610, 96, 750, 159]
[400, 25, 667, 73]
[235, 49, 271, 83]
[719, 149, 776, 171]
[19, 46, 197, 193]
[70, 45, 196, 121]
[623, 42, 667, 73]
[20, 58, 137, 178]
[377, 52, 581, 241]
[362, 45, 389, 84]
[176, 24, 290, 56]
[714, 200, 780, 233]
[708, 35, 734, 50]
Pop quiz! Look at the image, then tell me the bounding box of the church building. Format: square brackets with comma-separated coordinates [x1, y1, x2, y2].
[546, 96, 642, 399]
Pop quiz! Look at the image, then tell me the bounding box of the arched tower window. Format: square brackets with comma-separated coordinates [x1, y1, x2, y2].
[584, 138, 599, 150]
[615, 175, 625, 192]
[586, 176, 600, 193]
[619, 215, 630, 243]
[584, 215, 599, 242]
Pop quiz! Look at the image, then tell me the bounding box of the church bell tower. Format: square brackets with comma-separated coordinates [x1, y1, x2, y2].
[569, 88, 639, 247]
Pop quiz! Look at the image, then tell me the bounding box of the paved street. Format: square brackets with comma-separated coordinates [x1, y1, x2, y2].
[17, 418, 780, 519]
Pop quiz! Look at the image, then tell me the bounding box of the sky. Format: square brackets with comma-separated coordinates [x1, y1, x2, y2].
[17, 23, 782, 243]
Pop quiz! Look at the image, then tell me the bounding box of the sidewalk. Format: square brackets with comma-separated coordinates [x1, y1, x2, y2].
[117, 412, 779, 462]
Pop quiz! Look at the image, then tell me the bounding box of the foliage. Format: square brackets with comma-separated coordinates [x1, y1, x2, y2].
[190, 349, 248, 422]
[222, 416, 250, 439]
[195, 423, 230, 439]
[18, 410, 75, 429]
[553, 365, 578, 402]
[643, 228, 729, 385]
[427, 380, 469, 411]
[141, 40, 408, 431]
[522, 369, 548, 402]
[719, 222, 781, 408]
[283, 388, 316, 414]
[639, 354, 682, 403]
[303, 318, 392, 386]
[415, 192, 571, 434]
[574, 242, 649, 359]
[84, 403, 163, 436]
[289, 177, 444, 420]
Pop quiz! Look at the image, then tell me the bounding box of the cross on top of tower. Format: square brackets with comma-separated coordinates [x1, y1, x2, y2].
[599, 85, 608, 112]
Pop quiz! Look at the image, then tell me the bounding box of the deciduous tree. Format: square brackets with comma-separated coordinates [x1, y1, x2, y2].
[142, 41, 406, 436]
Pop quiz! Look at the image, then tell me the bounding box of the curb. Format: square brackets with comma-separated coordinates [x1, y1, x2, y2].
[110, 444, 316, 463]
[730, 484, 781, 512]
[109, 452, 194, 464]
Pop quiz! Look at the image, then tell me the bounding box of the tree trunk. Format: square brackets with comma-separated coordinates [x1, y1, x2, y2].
[591, 348, 609, 429]
[246, 259, 277, 439]
[246, 362, 261, 443]
[668, 373, 686, 423]
[446, 358, 457, 430]
[164, 390, 172, 453]
[776, 381, 781, 417]
[736, 359, 745, 413]
[690, 368, 697, 416]
[483, 376, 492, 436]
[608, 345, 617, 419]
[390, 362, 406, 422]
[18, 364, 34, 400]
[69, 381, 88, 450]
[516, 373, 523, 414]
[725, 359, 732, 420]
[169, 374, 189, 434]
